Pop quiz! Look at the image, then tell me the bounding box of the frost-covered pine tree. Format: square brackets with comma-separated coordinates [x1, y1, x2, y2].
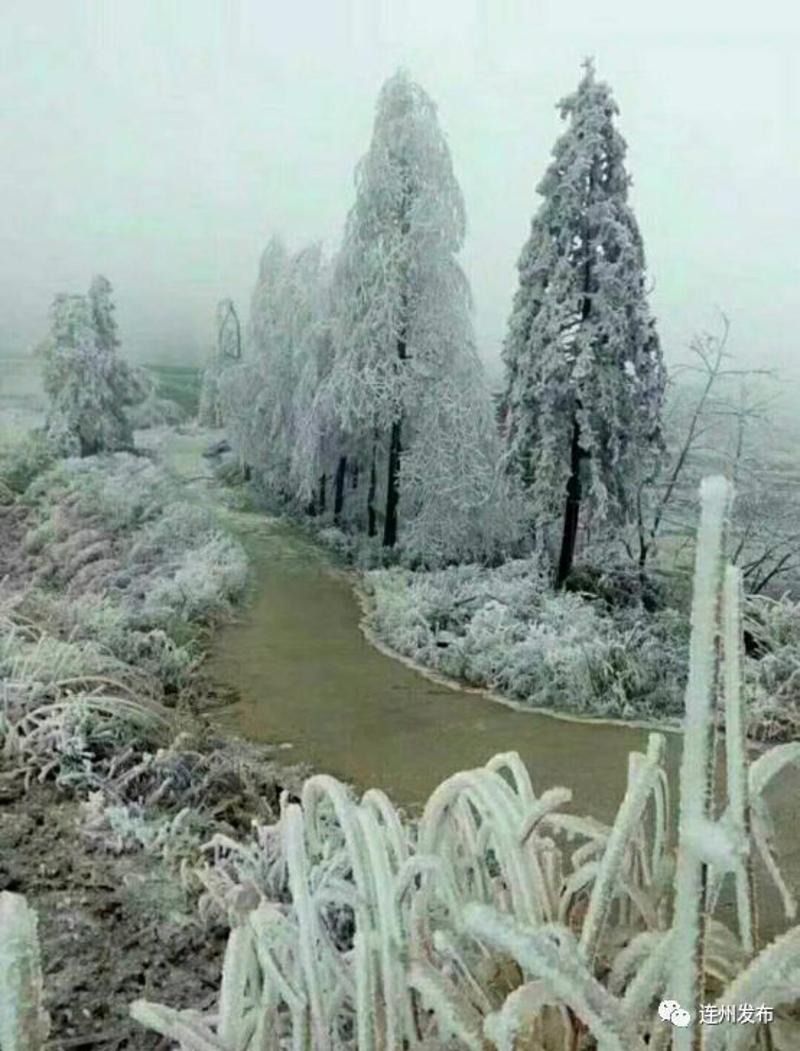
[500, 60, 666, 585]
[41, 277, 144, 456]
[325, 69, 475, 549]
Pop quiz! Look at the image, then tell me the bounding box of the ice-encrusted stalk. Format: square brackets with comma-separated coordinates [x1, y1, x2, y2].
[722, 565, 755, 955]
[283, 802, 332, 1050]
[0, 893, 50, 1051]
[579, 733, 665, 963]
[463, 903, 639, 1050]
[669, 476, 732, 1050]
[704, 926, 800, 1051]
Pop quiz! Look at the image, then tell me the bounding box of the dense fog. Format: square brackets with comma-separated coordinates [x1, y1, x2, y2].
[2, 0, 799, 375]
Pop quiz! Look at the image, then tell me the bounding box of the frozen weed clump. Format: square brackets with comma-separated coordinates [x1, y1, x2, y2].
[131, 477, 800, 1049]
[365, 541, 800, 738]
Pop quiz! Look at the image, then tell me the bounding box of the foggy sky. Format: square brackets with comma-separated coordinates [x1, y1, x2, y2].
[2, 1, 799, 379]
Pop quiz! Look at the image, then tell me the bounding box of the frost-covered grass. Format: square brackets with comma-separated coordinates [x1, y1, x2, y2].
[0, 449, 249, 793]
[363, 556, 800, 740]
[113, 478, 799, 1049]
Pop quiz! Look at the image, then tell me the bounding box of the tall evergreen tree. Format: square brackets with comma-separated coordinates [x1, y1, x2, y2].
[500, 60, 666, 585]
[325, 69, 473, 548]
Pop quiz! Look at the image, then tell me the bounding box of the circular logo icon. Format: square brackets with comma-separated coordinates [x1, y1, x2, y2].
[658, 1000, 680, 1022]
[671, 1007, 691, 1028]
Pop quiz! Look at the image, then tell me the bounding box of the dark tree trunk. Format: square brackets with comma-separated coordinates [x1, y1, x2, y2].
[556, 172, 595, 589]
[383, 418, 402, 547]
[556, 419, 583, 587]
[334, 455, 347, 523]
[382, 171, 411, 550]
[318, 473, 327, 516]
[383, 312, 408, 548]
[367, 442, 377, 537]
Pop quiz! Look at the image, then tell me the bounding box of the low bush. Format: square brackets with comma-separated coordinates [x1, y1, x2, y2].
[364, 558, 690, 722]
[365, 550, 800, 738]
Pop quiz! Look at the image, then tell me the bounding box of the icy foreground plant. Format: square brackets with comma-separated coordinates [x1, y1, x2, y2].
[0, 893, 50, 1050]
[126, 476, 799, 1048]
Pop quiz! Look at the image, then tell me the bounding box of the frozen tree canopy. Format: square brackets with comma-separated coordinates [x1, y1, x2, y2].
[41, 276, 144, 457]
[322, 69, 507, 558]
[500, 60, 666, 583]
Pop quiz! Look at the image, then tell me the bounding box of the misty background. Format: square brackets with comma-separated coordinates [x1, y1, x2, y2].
[1, 0, 798, 381]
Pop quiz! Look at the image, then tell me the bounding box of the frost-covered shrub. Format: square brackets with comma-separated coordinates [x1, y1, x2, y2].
[1, 451, 249, 788]
[744, 593, 800, 741]
[142, 533, 248, 625]
[25, 454, 172, 533]
[365, 558, 688, 720]
[314, 525, 395, 570]
[563, 561, 666, 612]
[128, 502, 218, 562]
[82, 795, 208, 862]
[21, 457, 247, 632]
[0, 431, 55, 498]
[65, 596, 199, 690]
